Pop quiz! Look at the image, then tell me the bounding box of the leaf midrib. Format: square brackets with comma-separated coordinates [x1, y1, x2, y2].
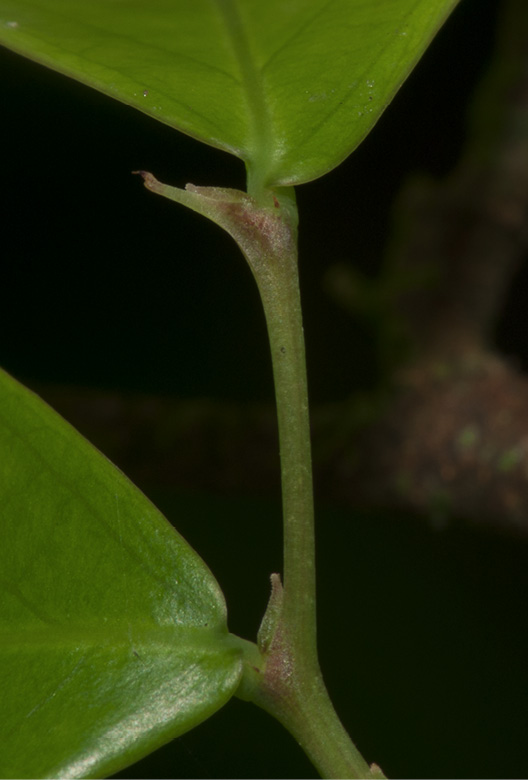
[0, 623, 233, 651]
[214, 0, 275, 189]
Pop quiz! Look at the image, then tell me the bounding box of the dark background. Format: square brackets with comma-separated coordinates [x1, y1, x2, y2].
[3, 0, 528, 777]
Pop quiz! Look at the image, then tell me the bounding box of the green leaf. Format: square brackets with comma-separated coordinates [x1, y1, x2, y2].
[0, 368, 243, 779]
[0, 0, 459, 188]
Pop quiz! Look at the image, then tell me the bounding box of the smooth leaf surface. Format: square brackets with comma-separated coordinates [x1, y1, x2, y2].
[0, 0, 459, 187]
[0, 368, 243, 779]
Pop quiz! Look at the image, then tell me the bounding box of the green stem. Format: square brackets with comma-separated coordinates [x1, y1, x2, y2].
[243, 195, 382, 779]
[249, 654, 383, 780]
[255, 224, 317, 668]
[136, 171, 384, 779]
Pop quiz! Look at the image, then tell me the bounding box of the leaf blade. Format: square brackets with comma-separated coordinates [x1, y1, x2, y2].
[3, 629, 241, 778]
[0, 367, 243, 778]
[0, 0, 460, 185]
[0, 0, 251, 156]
